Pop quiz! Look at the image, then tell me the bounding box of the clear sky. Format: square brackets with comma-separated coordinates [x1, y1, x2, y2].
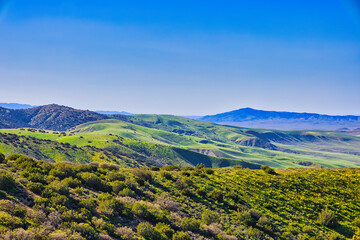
[0, 0, 359, 115]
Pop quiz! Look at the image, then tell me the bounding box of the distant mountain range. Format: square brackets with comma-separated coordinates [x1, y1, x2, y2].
[0, 103, 37, 109]
[200, 107, 360, 130]
[1, 103, 359, 131]
[95, 110, 133, 115]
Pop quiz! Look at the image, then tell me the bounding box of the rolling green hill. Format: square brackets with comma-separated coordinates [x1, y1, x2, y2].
[117, 115, 360, 168]
[1, 112, 360, 169]
[0, 127, 258, 169]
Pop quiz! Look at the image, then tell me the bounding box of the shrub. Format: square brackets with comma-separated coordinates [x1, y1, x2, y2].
[100, 162, 119, 170]
[172, 231, 191, 240]
[150, 166, 160, 171]
[132, 168, 152, 182]
[181, 166, 194, 171]
[14, 155, 37, 169]
[208, 189, 223, 202]
[38, 160, 53, 172]
[317, 209, 338, 228]
[175, 180, 186, 190]
[202, 210, 220, 225]
[76, 223, 98, 240]
[33, 197, 50, 210]
[124, 178, 138, 190]
[6, 154, 23, 161]
[302, 225, 313, 234]
[25, 172, 46, 184]
[354, 217, 360, 228]
[195, 163, 205, 169]
[196, 188, 207, 197]
[0, 191, 6, 199]
[245, 226, 263, 239]
[132, 202, 151, 219]
[236, 210, 257, 226]
[1, 228, 34, 239]
[27, 182, 45, 194]
[48, 211, 63, 227]
[261, 165, 276, 175]
[257, 216, 271, 227]
[181, 171, 190, 177]
[181, 217, 201, 232]
[137, 222, 164, 240]
[0, 152, 5, 164]
[118, 188, 136, 198]
[45, 180, 70, 196]
[106, 172, 126, 182]
[115, 226, 135, 240]
[76, 164, 98, 173]
[0, 211, 23, 229]
[62, 177, 81, 188]
[0, 200, 26, 218]
[156, 196, 180, 212]
[156, 222, 174, 239]
[162, 165, 181, 171]
[98, 196, 122, 217]
[183, 178, 193, 186]
[112, 181, 126, 194]
[50, 163, 75, 179]
[0, 170, 16, 191]
[92, 216, 114, 232]
[205, 168, 214, 174]
[80, 198, 97, 212]
[79, 172, 110, 191]
[50, 193, 69, 206]
[160, 171, 173, 180]
[181, 189, 193, 197]
[49, 230, 85, 240]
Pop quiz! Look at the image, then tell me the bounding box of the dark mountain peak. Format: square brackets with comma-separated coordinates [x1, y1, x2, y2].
[0, 104, 108, 131]
[24, 104, 107, 131]
[238, 107, 255, 111]
[30, 103, 78, 112]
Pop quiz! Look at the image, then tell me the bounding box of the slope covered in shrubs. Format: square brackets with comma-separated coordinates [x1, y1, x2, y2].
[0, 153, 359, 239]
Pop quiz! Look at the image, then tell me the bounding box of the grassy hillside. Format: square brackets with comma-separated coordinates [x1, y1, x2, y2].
[1, 114, 360, 169]
[0, 153, 359, 239]
[112, 116, 360, 168]
[0, 132, 146, 167]
[0, 128, 258, 169]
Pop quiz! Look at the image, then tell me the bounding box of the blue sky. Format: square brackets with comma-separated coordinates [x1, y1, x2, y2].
[0, 0, 359, 115]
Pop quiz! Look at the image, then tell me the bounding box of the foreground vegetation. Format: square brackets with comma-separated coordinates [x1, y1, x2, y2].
[0, 152, 359, 239]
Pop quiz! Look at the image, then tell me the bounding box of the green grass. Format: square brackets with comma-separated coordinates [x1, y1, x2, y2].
[1, 115, 360, 169]
[0, 127, 258, 169]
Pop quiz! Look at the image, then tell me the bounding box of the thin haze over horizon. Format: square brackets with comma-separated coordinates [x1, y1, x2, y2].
[0, 0, 359, 116]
